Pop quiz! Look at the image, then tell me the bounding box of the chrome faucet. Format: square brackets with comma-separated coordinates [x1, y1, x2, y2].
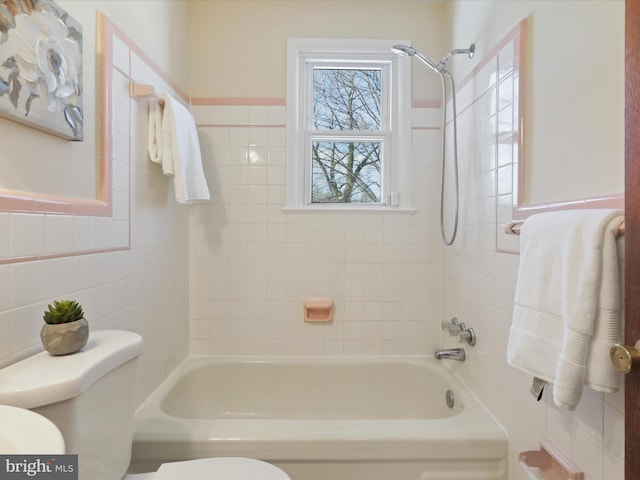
[435, 348, 466, 361]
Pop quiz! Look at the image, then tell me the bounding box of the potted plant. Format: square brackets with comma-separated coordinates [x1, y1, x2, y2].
[40, 300, 89, 356]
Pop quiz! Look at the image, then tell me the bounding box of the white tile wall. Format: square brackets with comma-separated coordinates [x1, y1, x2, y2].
[190, 104, 443, 356]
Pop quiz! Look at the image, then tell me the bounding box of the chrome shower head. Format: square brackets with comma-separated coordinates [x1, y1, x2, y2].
[391, 44, 441, 73]
[391, 44, 416, 57]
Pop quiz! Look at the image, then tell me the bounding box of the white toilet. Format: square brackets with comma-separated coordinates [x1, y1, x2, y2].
[0, 330, 291, 480]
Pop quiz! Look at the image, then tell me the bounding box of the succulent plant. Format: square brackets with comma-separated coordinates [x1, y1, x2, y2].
[43, 300, 85, 325]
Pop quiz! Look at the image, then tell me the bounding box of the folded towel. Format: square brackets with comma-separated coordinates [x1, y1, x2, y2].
[161, 93, 210, 204]
[147, 100, 163, 165]
[506, 209, 624, 410]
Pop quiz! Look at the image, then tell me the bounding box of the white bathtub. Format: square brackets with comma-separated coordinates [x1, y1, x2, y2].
[130, 356, 507, 480]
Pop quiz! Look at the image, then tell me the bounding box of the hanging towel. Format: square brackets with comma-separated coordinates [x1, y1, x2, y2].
[506, 209, 624, 410]
[147, 100, 163, 165]
[161, 93, 210, 204]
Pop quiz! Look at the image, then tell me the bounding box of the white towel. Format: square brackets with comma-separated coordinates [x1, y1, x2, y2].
[161, 93, 210, 204]
[506, 209, 624, 410]
[147, 100, 163, 165]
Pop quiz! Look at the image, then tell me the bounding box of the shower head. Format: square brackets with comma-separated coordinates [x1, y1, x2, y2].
[391, 44, 441, 73]
[390, 44, 416, 57]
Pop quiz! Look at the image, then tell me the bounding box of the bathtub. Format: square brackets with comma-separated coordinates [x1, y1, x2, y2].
[130, 356, 507, 480]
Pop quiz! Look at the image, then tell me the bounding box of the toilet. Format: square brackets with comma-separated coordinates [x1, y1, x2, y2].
[0, 330, 291, 480]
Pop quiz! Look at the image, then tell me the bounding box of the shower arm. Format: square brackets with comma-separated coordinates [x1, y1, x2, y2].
[437, 44, 476, 73]
[391, 43, 475, 74]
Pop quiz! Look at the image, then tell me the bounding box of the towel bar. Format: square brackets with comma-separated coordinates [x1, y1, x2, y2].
[130, 82, 164, 106]
[505, 219, 625, 236]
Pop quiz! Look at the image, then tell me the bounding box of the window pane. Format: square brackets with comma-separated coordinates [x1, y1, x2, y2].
[311, 141, 381, 203]
[313, 68, 381, 131]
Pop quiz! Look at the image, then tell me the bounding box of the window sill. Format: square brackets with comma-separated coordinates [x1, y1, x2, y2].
[281, 205, 417, 214]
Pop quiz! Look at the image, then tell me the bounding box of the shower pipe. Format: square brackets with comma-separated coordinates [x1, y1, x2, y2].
[391, 43, 475, 246]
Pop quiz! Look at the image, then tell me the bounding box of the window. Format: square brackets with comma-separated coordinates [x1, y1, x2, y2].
[286, 39, 413, 212]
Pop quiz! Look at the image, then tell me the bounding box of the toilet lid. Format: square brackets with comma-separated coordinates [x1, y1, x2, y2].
[152, 457, 291, 480]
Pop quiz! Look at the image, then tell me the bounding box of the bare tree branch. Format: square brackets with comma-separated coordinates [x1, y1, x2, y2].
[312, 68, 382, 203]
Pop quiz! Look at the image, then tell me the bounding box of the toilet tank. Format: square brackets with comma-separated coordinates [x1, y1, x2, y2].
[0, 330, 144, 480]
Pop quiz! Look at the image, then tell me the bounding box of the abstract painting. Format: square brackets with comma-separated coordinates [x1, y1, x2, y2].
[0, 0, 83, 140]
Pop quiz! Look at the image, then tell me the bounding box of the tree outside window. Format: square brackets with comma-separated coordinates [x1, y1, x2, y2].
[286, 38, 412, 212]
[310, 68, 382, 204]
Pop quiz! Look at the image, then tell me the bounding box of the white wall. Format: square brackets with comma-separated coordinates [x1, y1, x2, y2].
[0, 1, 191, 407]
[447, 0, 624, 205]
[188, 0, 446, 100]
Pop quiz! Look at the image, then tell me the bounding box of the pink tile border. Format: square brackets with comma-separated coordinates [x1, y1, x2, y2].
[513, 194, 624, 220]
[460, 19, 528, 91]
[0, 190, 110, 216]
[110, 18, 188, 103]
[98, 13, 114, 215]
[197, 123, 286, 129]
[0, 246, 130, 266]
[191, 97, 285, 106]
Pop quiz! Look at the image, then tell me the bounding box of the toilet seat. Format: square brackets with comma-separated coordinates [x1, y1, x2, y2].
[126, 457, 291, 480]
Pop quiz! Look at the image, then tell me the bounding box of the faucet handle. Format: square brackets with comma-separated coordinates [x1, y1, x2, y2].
[458, 327, 477, 346]
[441, 317, 459, 331]
[450, 322, 466, 336]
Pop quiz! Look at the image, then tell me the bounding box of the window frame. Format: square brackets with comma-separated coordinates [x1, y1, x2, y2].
[285, 38, 413, 212]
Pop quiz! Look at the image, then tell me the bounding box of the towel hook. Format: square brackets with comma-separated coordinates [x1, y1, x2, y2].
[130, 82, 164, 106]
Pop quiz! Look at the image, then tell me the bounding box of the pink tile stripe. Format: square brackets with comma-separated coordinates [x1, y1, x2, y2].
[109, 19, 188, 103]
[197, 124, 286, 129]
[0, 246, 130, 266]
[191, 97, 285, 106]
[513, 194, 624, 220]
[459, 19, 528, 90]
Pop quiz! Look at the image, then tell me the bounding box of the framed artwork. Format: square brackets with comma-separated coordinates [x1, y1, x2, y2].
[0, 0, 83, 141]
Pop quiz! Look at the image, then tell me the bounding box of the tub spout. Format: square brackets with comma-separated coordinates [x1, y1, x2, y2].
[435, 348, 466, 361]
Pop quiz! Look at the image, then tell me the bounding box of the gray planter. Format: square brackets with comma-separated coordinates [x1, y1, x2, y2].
[40, 317, 89, 356]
